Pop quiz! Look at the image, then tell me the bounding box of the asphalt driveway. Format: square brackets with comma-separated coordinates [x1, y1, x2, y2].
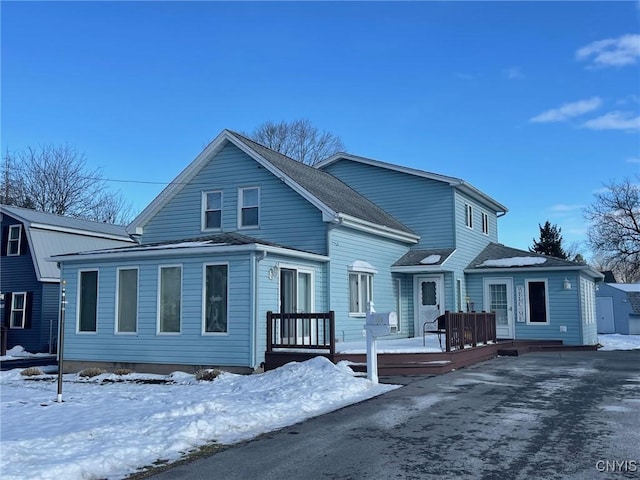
[145, 351, 640, 480]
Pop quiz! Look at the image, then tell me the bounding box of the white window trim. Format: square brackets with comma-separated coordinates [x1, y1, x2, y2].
[157, 264, 182, 335]
[7, 224, 22, 256]
[277, 263, 316, 313]
[77, 269, 99, 334]
[465, 204, 473, 229]
[481, 212, 489, 235]
[115, 266, 139, 335]
[10, 292, 27, 329]
[525, 278, 550, 325]
[348, 272, 373, 317]
[238, 186, 260, 229]
[395, 279, 402, 334]
[201, 190, 223, 232]
[202, 262, 230, 336]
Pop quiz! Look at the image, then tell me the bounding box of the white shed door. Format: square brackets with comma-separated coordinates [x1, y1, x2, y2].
[596, 297, 615, 334]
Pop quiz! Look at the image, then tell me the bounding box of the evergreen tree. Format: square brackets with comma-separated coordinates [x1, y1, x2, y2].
[530, 221, 568, 259]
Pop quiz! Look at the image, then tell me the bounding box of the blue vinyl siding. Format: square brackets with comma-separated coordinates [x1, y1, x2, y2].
[467, 271, 592, 346]
[321, 161, 454, 249]
[328, 226, 411, 342]
[61, 252, 254, 367]
[1, 215, 52, 352]
[142, 143, 327, 254]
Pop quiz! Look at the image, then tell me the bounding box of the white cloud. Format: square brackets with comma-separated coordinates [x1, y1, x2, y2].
[581, 111, 640, 131]
[530, 97, 602, 123]
[502, 67, 523, 79]
[549, 204, 585, 213]
[626, 157, 640, 164]
[576, 34, 640, 67]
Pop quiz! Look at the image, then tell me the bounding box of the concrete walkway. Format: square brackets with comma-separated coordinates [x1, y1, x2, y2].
[144, 351, 640, 480]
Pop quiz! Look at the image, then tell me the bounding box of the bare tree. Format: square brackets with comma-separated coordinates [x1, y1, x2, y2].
[585, 175, 640, 282]
[1, 144, 133, 224]
[247, 119, 345, 165]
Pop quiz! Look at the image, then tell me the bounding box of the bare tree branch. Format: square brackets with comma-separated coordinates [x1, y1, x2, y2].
[585, 175, 640, 281]
[247, 119, 345, 165]
[1, 144, 133, 224]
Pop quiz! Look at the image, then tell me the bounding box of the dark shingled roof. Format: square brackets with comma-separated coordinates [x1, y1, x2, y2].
[466, 243, 585, 270]
[393, 248, 456, 267]
[227, 131, 415, 236]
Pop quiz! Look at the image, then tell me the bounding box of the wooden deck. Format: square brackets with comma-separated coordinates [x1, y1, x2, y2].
[264, 340, 598, 376]
[263, 311, 597, 376]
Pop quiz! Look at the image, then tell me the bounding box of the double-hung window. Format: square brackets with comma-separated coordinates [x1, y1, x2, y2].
[7, 225, 22, 256]
[158, 265, 182, 333]
[348, 261, 377, 316]
[526, 279, 549, 324]
[78, 270, 98, 332]
[481, 212, 489, 234]
[203, 264, 228, 334]
[202, 191, 222, 230]
[239, 187, 259, 228]
[10, 292, 27, 328]
[116, 267, 138, 333]
[465, 204, 473, 229]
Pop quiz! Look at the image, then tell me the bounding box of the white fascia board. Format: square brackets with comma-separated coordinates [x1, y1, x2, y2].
[455, 184, 508, 215]
[337, 213, 419, 244]
[51, 243, 330, 264]
[30, 224, 133, 242]
[464, 265, 604, 279]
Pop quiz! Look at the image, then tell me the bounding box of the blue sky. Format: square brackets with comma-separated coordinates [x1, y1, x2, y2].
[2, 1, 639, 257]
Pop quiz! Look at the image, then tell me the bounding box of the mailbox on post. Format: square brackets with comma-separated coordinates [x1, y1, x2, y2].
[363, 304, 396, 384]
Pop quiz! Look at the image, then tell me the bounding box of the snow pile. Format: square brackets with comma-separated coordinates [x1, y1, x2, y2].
[479, 256, 547, 267]
[0, 357, 397, 480]
[598, 333, 640, 351]
[420, 254, 441, 265]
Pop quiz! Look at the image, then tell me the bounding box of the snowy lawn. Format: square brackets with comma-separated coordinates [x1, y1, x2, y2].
[1, 334, 638, 480]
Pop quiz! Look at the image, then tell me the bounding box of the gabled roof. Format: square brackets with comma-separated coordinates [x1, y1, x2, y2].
[392, 248, 456, 272]
[51, 232, 330, 263]
[130, 130, 418, 244]
[316, 152, 508, 214]
[1, 205, 134, 282]
[465, 242, 604, 280]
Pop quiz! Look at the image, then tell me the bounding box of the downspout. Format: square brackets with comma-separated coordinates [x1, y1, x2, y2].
[252, 250, 267, 370]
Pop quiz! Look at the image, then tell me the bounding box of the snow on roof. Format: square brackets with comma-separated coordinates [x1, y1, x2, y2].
[420, 254, 442, 265]
[479, 256, 547, 268]
[608, 283, 640, 292]
[348, 260, 378, 273]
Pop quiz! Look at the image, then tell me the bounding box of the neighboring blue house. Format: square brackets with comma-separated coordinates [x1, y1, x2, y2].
[52, 130, 603, 373]
[596, 283, 640, 335]
[1, 205, 134, 353]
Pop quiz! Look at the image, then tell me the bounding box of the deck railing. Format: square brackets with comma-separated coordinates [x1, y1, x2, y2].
[443, 311, 496, 352]
[266, 311, 336, 355]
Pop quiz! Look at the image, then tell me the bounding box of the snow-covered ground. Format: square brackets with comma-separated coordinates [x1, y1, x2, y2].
[1, 334, 638, 480]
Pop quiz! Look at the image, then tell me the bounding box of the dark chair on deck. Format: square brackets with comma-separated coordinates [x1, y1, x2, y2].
[423, 314, 446, 350]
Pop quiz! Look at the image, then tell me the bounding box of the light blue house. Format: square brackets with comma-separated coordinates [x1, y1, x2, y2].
[53, 130, 603, 373]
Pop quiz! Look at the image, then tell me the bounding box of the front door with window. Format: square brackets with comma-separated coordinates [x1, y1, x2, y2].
[414, 275, 443, 337]
[484, 278, 514, 339]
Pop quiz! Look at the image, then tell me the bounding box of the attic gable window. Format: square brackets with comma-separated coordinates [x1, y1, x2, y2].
[465, 204, 473, 229]
[239, 187, 260, 228]
[7, 225, 22, 256]
[202, 191, 223, 230]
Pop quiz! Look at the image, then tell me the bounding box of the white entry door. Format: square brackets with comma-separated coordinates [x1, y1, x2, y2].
[484, 278, 514, 339]
[414, 275, 444, 337]
[596, 297, 615, 334]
